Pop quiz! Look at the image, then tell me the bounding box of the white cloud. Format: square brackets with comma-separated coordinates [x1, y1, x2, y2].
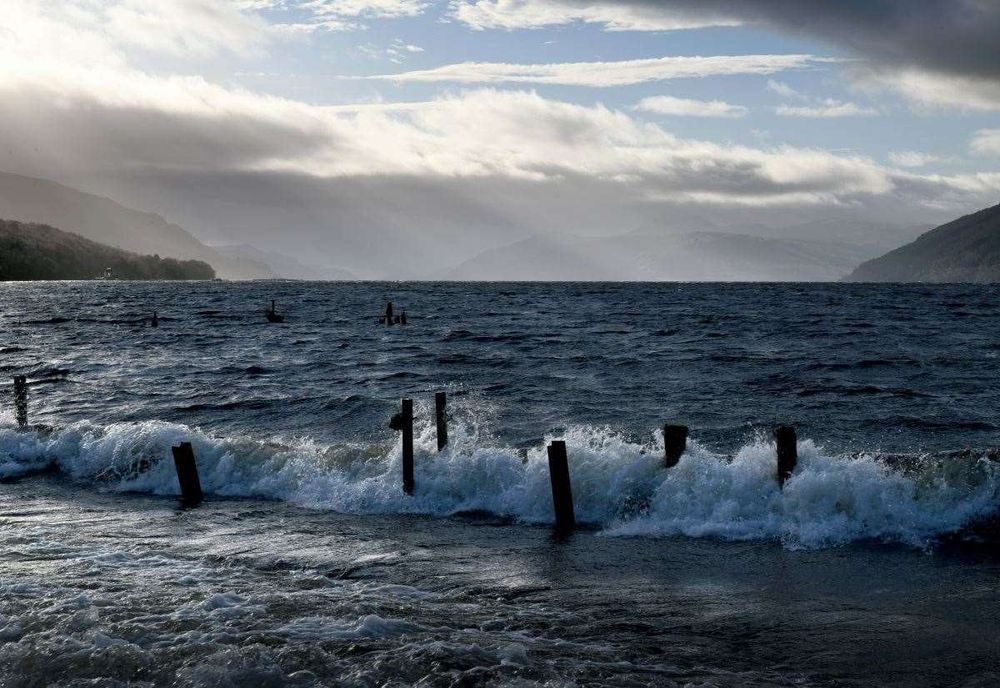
[252, 0, 430, 32]
[766, 79, 802, 99]
[2, 0, 268, 66]
[635, 95, 747, 118]
[366, 54, 826, 87]
[887, 151, 943, 168]
[776, 99, 878, 118]
[852, 68, 1000, 112]
[971, 129, 1000, 156]
[449, 0, 740, 31]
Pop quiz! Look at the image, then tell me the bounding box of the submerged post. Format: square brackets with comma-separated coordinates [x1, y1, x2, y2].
[435, 391, 448, 451]
[401, 398, 414, 495]
[171, 442, 203, 505]
[663, 424, 687, 468]
[774, 426, 797, 487]
[13, 376, 27, 429]
[547, 440, 575, 533]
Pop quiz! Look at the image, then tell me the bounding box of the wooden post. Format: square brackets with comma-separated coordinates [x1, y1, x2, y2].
[401, 398, 414, 495]
[547, 440, 575, 533]
[774, 426, 797, 487]
[151, 311, 159, 327]
[171, 442, 203, 505]
[13, 376, 27, 429]
[663, 424, 687, 468]
[435, 391, 448, 451]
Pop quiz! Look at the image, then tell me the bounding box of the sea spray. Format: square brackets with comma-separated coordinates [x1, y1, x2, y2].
[1, 416, 997, 549]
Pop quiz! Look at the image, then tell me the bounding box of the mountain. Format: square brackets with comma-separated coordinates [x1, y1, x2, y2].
[0, 171, 266, 279]
[847, 203, 1000, 282]
[436, 230, 882, 281]
[0, 219, 214, 280]
[213, 244, 356, 280]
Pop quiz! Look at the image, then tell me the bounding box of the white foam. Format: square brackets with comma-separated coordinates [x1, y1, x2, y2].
[1, 418, 997, 549]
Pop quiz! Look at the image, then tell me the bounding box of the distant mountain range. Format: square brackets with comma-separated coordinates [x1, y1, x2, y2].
[213, 244, 355, 281]
[0, 219, 214, 280]
[435, 229, 888, 281]
[847, 202, 1000, 282]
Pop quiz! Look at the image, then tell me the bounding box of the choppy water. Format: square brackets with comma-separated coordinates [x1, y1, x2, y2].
[2, 281, 999, 686]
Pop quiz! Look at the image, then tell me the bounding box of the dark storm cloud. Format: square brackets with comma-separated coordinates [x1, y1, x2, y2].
[618, 0, 1000, 79]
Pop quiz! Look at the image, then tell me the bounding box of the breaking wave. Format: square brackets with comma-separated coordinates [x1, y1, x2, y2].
[1, 409, 997, 550]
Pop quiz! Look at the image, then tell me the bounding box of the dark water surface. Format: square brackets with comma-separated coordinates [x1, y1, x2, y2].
[1, 281, 999, 686]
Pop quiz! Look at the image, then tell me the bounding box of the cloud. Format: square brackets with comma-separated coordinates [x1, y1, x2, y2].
[365, 54, 826, 87]
[766, 79, 802, 99]
[9, 0, 270, 62]
[451, 2, 1000, 112]
[450, 0, 740, 31]
[888, 151, 943, 168]
[776, 99, 878, 118]
[848, 67, 1000, 112]
[450, 1, 1000, 82]
[249, 0, 430, 32]
[970, 129, 1000, 157]
[635, 95, 747, 118]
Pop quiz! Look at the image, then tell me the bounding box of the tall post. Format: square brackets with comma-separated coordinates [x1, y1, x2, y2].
[774, 426, 797, 487]
[663, 424, 687, 468]
[402, 398, 414, 495]
[435, 391, 448, 451]
[547, 440, 575, 533]
[13, 376, 27, 429]
[171, 442, 203, 505]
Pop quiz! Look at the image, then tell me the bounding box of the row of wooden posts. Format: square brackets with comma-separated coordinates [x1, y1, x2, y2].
[6, 378, 798, 531]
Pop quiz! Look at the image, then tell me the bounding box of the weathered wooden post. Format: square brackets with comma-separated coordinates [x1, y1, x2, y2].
[171, 442, 203, 505]
[663, 424, 687, 468]
[774, 426, 797, 487]
[401, 398, 414, 494]
[547, 440, 575, 533]
[435, 392, 448, 451]
[151, 311, 159, 328]
[13, 376, 27, 429]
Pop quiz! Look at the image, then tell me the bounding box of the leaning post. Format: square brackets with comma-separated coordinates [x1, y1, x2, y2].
[435, 392, 448, 451]
[663, 424, 687, 468]
[13, 376, 27, 429]
[402, 398, 414, 495]
[171, 442, 203, 505]
[547, 440, 576, 533]
[774, 426, 797, 487]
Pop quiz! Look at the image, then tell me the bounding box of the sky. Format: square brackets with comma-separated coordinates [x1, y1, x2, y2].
[1, 1, 999, 276]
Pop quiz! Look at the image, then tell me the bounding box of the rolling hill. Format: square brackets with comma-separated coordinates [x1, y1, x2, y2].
[847, 203, 1000, 282]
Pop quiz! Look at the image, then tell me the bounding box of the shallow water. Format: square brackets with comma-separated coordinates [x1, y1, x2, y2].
[1, 281, 1000, 685]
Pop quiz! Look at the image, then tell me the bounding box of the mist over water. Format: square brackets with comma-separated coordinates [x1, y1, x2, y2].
[2, 281, 1000, 686]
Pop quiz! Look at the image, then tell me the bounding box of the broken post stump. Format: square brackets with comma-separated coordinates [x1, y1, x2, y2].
[13, 376, 27, 429]
[401, 398, 414, 495]
[435, 391, 448, 451]
[663, 424, 687, 468]
[774, 426, 797, 487]
[171, 442, 203, 505]
[547, 440, 575, 533]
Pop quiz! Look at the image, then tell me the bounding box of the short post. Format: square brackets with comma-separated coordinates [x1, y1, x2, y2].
[171, 442, 203, 505]
[663, 424, 687, 468]
[435, 392, 448, 451]
[13, 376, 27, 429]
[547, 440, 575, 533]
[401, 398, 414, 495]
[151, 311, 159, 327]
[774, 426, 797, 487]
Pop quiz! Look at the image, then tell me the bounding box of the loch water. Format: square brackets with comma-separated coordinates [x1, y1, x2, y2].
[1, 281, 999, 686]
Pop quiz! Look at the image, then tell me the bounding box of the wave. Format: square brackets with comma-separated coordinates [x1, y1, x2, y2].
[1, 410, 997, 550]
